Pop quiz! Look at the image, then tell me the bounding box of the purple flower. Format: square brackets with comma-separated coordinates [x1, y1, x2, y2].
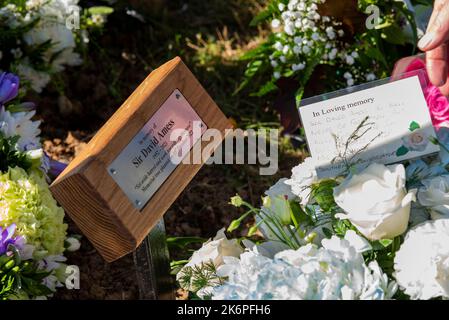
[0, 72, 20, 105]
[0, 224, 24, 255]
[47, 155, 68, 179]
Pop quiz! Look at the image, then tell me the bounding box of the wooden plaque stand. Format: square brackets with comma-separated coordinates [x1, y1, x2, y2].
[50, 57, 232, 262]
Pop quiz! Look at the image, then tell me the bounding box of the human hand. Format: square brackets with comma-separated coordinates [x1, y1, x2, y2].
[418, 0, 449, 94]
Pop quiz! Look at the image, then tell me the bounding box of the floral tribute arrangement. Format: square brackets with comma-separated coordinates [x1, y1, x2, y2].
[0, 0, 112, 93]
[0, 72, 79, 299]
[176, 59, 449, 300]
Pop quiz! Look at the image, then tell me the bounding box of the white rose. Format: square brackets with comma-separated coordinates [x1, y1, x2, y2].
[417, 175, 449, 219]
[402, 130, 429, 152]
[285, 157, 318, 206]
[394, 219, 449, 299]
[183, 228, 243, 269]
[334, 163, 416, 241]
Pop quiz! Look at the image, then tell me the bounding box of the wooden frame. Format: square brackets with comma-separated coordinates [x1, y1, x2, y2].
[50, 57, 232, 262]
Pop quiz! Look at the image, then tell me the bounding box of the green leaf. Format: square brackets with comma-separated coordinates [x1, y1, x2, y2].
[429, 136, 439, 145]
[379, 239, 393, 247]
[381, 25, 408, 45]
[396, 145, 409, 157]
[253, 81, 277, 97]
[409, 121, 420, 131]
[166, 237, 206, 250]
[322, 227, 333, 238]
[87, 6, 114, 15]
[310, 179, 338, 212]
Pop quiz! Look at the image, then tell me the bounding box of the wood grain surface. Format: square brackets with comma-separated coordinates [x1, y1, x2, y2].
[50, 57, 232, 262]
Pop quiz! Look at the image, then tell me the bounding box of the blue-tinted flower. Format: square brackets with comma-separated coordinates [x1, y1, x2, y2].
[0, 224, 24, 255]
[0, 72, 19, 104]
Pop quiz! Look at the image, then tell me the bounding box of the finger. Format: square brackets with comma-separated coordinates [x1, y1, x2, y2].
[438, 77, 449, 95]
[437, 44, 449, 96]
[418, 0, 449, 51]
[426, 42, 448, 86]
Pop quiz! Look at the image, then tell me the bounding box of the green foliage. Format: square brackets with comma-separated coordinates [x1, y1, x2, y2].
[166, 237, 206, 250]
[396, 145, 409, 157]
[310, 179, 338, 212]
[0, 133, 32, 173]
[0, 249, 53, 300]
[177, 261, 224, 298]
[409, 121, 420, 131]
[87, 6, 114, 15]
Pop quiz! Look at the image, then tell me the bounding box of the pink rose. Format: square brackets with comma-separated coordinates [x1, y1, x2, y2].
[424, 85, 449, 129]
[395, 57, 449, 129]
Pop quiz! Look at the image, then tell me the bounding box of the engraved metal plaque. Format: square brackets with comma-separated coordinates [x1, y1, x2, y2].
[108, 89, 207, 210]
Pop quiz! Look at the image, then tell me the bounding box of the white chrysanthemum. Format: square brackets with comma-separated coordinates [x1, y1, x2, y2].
[16, 63, 51, 93]
[0, 106, 41, 151]
[23, 0, 82, 73]
[394, 219, 449, 300]
[285, 157, 318, 206]
[212, 235, 396, 300]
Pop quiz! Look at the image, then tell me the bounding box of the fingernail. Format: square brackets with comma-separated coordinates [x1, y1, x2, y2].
[418, 33, 434, 49]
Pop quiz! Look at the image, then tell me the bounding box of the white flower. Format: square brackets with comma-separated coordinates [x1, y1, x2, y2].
[347, 78, 354, 87]
[366, 73, 376, 81]
[302, 45, 310, 54]
[293, 45, 301, 54]
[182, 229, 243, 270]
[394, 219, 449, 299]
[280, 55, 287, 63]
[264, 178, 296, 201]
[22, 0, 83, 76]
[212, 236, 395, 300]
[402, 130, 429, 152]
[270, 60, 278, 67]
[345, 55, 355, 65]
[344, 72, 352, 79]
[10, 48, 23, 59]
[285, 157, 318, 206]
[311, 32, 320, 41]
[91, 13, 105, 25]
[278, 3, 285, 11]
[271, 18, 281, 29]
[273, 71, 281, 79]
[284, 22, 295, 35]
[326, 26, 336, 39]
[351, 51, 359, 58]
[16, 63, 51, 93]
[418, 175, 449, 219]
[274, 41, 283, 51]
[334, 163, 417, 241]
[65, 237, 81, 252]
[294, 36, 302, 44]
[338, 29, 345, 37]
[328, 48, 338, 60]
[0, 106, 41, 151]
[292, 63, 305, 71]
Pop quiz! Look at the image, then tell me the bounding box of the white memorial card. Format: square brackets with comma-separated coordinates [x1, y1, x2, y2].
[299, 75, 440, 178]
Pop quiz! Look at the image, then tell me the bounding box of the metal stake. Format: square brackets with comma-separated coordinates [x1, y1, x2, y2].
[133, 219, 175, 300]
